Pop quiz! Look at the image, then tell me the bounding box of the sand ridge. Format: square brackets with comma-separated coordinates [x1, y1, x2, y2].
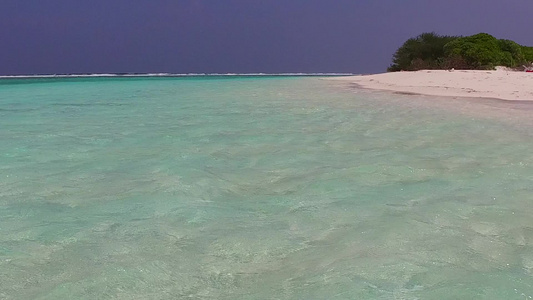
[333, 69, 533, 101]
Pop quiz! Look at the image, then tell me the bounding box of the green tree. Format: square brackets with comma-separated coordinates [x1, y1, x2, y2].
[498, 39, 524, 66]
[388, 32, 458, 71]
[389, 32, 533, 71]
[442, 33, 526, 69]
[522, 46, 533, 63]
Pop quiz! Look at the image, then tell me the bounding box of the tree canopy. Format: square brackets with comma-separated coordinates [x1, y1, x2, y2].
[388, 32, 533, 71]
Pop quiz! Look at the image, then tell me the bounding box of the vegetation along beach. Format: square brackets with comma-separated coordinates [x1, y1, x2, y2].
[335, 33, 533, 101]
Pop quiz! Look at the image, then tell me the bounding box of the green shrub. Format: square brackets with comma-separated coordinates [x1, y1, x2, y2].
[498, 39, 524, 65]
[443, 34, 526, 69]
[522, 46, 533, 63]
[388, 32, 458, 71]
[388, 32, 532, 71]
[443, 33, 502, 69]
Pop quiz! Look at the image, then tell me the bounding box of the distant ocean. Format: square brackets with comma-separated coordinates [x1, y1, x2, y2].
[1, 75, 532, 299]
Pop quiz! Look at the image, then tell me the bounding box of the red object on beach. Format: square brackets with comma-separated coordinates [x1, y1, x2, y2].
[527, 70, 533, 73]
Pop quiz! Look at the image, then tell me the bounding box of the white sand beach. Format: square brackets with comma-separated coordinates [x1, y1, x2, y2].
[334, 69, 533, 101]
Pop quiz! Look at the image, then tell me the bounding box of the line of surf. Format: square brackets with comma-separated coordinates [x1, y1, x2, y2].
[0, 73, 354, 79]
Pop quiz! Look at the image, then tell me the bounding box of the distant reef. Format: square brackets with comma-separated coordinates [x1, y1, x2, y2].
[388, 32, 533, 72]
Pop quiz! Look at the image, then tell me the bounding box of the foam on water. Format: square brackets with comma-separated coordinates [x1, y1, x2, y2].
[0, 77, 532, 299]
[0, 73, 353, 79]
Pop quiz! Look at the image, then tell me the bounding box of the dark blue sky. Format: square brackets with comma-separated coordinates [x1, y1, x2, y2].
[2, 0, 533, 75]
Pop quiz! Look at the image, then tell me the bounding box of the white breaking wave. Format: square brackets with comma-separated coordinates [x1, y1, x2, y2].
[0, 72, 354, 79]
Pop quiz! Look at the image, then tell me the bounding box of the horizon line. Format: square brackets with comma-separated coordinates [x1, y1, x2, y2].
[0, 72, 355, 79]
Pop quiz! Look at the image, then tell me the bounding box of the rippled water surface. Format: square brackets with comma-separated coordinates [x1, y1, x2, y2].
[1, 76, 532, 299]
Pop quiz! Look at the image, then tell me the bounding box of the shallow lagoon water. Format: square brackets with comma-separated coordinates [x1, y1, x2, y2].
[1, 76, 532, 299]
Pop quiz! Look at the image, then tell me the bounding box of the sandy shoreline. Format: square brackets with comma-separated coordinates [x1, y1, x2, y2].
[332, 69, 533, 101]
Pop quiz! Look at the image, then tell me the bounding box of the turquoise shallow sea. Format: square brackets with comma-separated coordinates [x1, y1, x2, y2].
[1, 76, 532, 299]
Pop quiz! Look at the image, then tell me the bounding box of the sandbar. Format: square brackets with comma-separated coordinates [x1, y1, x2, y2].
[333, 69, 533, 101]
